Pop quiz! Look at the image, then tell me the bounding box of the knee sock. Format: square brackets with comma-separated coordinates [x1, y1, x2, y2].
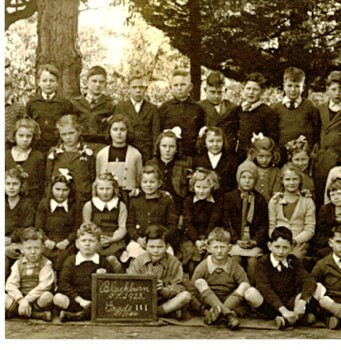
[224, 293, 244, 311]
[201, 289, 230, 315]
[320, 296, 341, 318]
[158, 292, 191, 315]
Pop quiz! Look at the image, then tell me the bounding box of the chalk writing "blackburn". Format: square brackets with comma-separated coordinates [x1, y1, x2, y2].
[99, 281, 150, 294]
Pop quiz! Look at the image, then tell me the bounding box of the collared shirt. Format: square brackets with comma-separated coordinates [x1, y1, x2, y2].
[214, 104, 221, 114]
[332, 253, 341, 269]
[92, 196, 119, 211]
[50, 198, 69, 213]
[75, 251, 100, 266]
[282, 96, 303, 109]
[42, 92, 56, 101]
[206, 255, 231, 274]
[130, 98, 143, 113]
[85, 93, 101, 105]
[207, 151, 222, 169]
[329, 101, 341, 113]
[193, 194, 215, 203]
[241, 100, 263, 112]
[270, 253, 289, 271]
[11, 147, 32, 162]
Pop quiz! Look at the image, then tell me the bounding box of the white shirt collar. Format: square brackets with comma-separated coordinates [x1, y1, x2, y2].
[42, 92, 56, 101]
[282, 96, 302, 109]
[11, 147, 32, 162]
[193, 194, 215, 203]
[270, 253, 288, 270]
[130, 98, 143, 113]
[50, 198, 68, 213]
[332, 253, 341, 269]
[329, 101, 341, 113]
[92, 196, 119, 211]
[75, 251, 100, 266]
[207, 151, 222, 169]
[214, 104, 221, 114]
[241, 100, 263, 112]
[207, 255, 230, 274]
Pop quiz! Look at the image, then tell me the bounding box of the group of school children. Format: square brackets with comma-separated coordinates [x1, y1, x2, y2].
[4, 63, 341, 331]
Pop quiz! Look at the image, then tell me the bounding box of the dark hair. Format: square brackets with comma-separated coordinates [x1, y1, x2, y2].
[170, 69, 191, 81]
[20, 227, 44, 243]
[50, 169, 75, 202]
[77, 222, 102, 240]
[283, 67, 305, 83]
[8, 116, 41, 146]
[244, 72, 267, 89]
[326, 71, 341, 87]
[87, 65, 107, 80]
[37, 64, 59, 80]
[106, 114, 132, 143]
[139, 164, 163, 187]
[153, 130, 183, 159]
[196, 126, 226, 155]
[145, 225, 169, 244]
[270, 226, 293, 244]
[5, 166, 29, 197]
[327, 178, 341, 198]
[206, 71, 225, 88]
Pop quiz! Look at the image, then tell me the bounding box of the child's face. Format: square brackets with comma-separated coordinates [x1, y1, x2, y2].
[87, 74, 106, 96]
[326, 82, 341, 105]
[5, 176, 21, 198]
[159, 136, 177, 162]
[205, 86, 224, 105]
[268, 237, 292, 261]
[110, 121, 127, 146]
[38, 70, 58, 95]
[194, 178, 213, 200]
[15, 127, 34, 151]
[52, 181, 70, 203]
[256, 149, 273, 168]
[329, 189, 341, 207]
[96, 179, 115, 202]
[76, 232, 100, 258]
[208, 240, 230, 264]
[146, 238, 167, 262]
[129, 78, 148, 102]
[170, 75, 192, 100]
[21, 239, 43, 263]
[283, 79, 305, 101]
[140, 173, 161, 197]
[58, 125, 81, 149]
[329, 232, 341, 258]
[205, 131, 223, 155]
[282, 169, 300, 193]
[291, 150, 310, 172]
[239, 171, 256, 191]
[242, 81, 262, 104]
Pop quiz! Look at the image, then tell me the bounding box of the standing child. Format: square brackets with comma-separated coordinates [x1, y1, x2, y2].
[114, 70, 160, 163]
[96, 114, 143, 201]
[26, 64, 73, 154]
[35, 170, 79, 278]
[5, 227, 54, 322]
[159, 69, 205, 157]
[46, 114, 95, 216]
[223, 160, 268, 284]
[182, 168, 223, 275]
[5, 166, 36, 280]
[268, 163, 316, 260]
[191, 227, 263, 329]
[82, 172, 127, 267]
[247, 133, 280, 202]
[254, 226, 317, 329]
[123, 165, 178, 262]
[53, 222, 120, 322]
[127, 225, 191, 319]
[6, 117, 45, 208]
[194, 126, 237, 194]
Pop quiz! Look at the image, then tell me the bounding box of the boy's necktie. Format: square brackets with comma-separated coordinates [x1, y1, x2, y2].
[288, 101, 296, 110]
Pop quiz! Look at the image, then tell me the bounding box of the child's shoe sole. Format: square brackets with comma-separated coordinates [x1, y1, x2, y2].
[326, 316, 339, 330]
[274, 316, 286, 330]
[204, 305, 221, 325]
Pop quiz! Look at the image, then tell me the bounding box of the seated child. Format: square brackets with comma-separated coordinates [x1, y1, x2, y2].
[311, 225, 341, 329]
[53, 222, 121, 322]
[5, 227, 54, 321]
[127, 225, 191, 319]
[191, 227, 263, 329]
[254, 226, 317, 329]
[223, 160, 268, 284]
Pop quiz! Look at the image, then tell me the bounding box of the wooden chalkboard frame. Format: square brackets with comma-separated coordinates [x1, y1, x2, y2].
[91, 274, 158, 323]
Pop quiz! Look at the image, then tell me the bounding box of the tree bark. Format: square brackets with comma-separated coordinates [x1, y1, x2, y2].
[36, 0, 81, 98]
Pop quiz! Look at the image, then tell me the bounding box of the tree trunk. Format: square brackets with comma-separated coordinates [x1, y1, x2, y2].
[36, 0, 81, 98]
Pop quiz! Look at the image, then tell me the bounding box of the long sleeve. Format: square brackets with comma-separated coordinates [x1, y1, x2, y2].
[82, 201, 92, 223]
[59, 257, 79, 300]
[134, 152, 143, 188]
[268, 197, 278, 237]
[159, 260, 186, 299]
[126, 199, 140, 241]
[183, 196, 199, 242]
[5, 261, 24, 302]
[294, 197, 316, 244]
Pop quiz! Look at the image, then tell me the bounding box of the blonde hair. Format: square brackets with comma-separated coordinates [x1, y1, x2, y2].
[248, 136, 280, 166]
[56, 114, 83, 133]
[189, 167, 220, 192]
[92, 172, 120, 198]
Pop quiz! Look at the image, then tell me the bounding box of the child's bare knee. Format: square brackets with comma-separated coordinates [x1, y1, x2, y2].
[244, 287, 263, 308]
[180, 291, 192, 304]
[194, 278, 209, 293]
[235, 282, 250, 296]
[38, 291, 54, 307]
[53, 293, 69, 309]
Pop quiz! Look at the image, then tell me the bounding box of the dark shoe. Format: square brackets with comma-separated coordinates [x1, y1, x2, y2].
[300, 312, 316, 326]
[274, 316, 286, 330]
[31, 311, 52, 322]
[60, 309, 89, 322]
[204, 305, 221, 325]
[181, 304, 192, 321]
[225, 311, 239, 330]
[326, 316, 339, 330]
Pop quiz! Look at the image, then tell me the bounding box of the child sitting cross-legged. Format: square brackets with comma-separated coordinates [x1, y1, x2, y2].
[53, 222, 121, 322]
[5, 227, 55, 322]
[127, 225, 191, 319]
[190, 227, 263, 330]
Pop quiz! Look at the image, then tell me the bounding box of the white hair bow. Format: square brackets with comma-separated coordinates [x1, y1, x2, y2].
[251, 132, 264, 143]
[58, 168, 73, 181]
[198, 126, 208, 138]
[164, 126, 182, 139]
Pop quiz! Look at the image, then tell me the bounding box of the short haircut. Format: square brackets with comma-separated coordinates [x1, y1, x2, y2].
[127, 68, 148, 85]
[145, 224, 169, 243]
[189, 167, 220, 192]
[280, 162, 303, 191]
[330, 225, 341, 239]
[153, 130, 182, 159]
[283, 67, 305, 83]
[327, 178, 341, 197]
[270, 226, 293, 244]
[139, 164, 163, 184]
[8, 116, 41, 145]
[206, 71, 225, 88]
[56, 114, 83, 133]
[207, 227, 231, 244]
[170, 68, 191, 81]
[37, 64, 59, 80]
[77, 222, 102, 240]
[248, 135, 280, 166]
[92, 171, 120, 197]
[244, 72, 267, 89]
[196, 126, 226, 155]
[326, 70, 341, 87]
[106, 114, 132, 142]
[5, 166, 29, 197]
[20, 227, 44, 243]
[87, 65, 107, 80]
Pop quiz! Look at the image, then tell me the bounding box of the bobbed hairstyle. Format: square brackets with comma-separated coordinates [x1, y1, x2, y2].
[77, 222, 102, 240]
[5, 166, 29, 197]
[153, 130, 183, 159]
[145, 224, 169, 244]
[92, 171, 120, 198]
[50, 169, 75, 201]
[283, 67, 305, 83]
[196, 126, 226, 155]
[189, 167, 220, 192]
[8, 116, 41, 145]
[327, 177, 341, 198]
[280, 162, 303, 191]
[207, 227, 231, 245]
[248, 135, 280, 166]
[270, 226, 293, 244]
[244, 72, 267, 89]
[106, 114, 132, 143]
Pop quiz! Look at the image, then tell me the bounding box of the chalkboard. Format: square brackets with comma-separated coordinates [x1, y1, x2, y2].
[91, 274, 157, 322]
